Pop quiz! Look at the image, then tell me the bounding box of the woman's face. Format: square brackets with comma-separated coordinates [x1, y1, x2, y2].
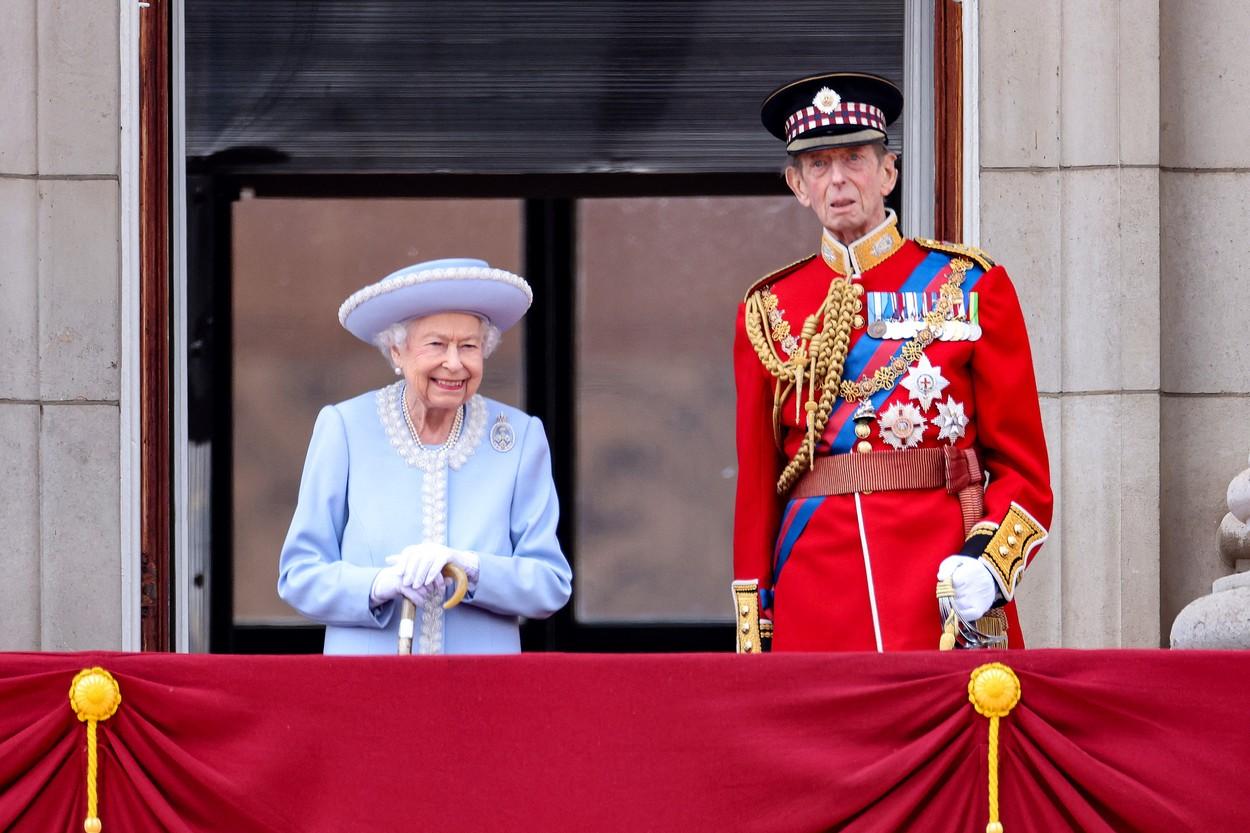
[391, 312, 485, 414]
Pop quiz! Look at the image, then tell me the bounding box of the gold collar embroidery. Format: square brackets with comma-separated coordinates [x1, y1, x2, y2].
[820, 209, 904, 276]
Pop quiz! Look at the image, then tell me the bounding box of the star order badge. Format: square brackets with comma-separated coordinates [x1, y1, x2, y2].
[490, 413, 516, 453]
[900, 354, 949, 411]
[877, 402, 927, 450]
[933, 396, 969, 442]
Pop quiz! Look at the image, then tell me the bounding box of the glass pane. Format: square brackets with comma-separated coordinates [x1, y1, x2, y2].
[576, 196, 816, 622]
[231, 198, 523, 625]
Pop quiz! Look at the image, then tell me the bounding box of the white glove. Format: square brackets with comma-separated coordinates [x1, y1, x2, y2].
[937, 555, 999, 622]
[393, 543, 481, 595]
[369, 562, 423, 607]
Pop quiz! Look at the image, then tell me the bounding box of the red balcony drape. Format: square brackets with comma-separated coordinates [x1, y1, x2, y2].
[0, 650, 1245, 832]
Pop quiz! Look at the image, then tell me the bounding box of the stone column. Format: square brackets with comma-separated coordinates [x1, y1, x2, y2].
[977, 0, 1161, 646]
[0, 0, 123, 649]
[1159, 1, 1250, 642]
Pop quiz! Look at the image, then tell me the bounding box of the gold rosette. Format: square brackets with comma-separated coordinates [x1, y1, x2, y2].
[968, 663, 1020, 833]
[69, 667, 122, 833]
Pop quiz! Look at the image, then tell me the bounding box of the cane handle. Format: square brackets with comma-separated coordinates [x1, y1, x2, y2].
[442, 563, 468, 609]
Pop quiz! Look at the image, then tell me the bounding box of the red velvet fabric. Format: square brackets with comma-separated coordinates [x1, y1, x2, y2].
[0, 650, 1245, 832]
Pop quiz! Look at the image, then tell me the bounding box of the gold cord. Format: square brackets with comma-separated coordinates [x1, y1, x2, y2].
[70, 667, 122, 833]
[969, 663, 1021, 833]
[745, 258, 974, 495]
[774, 279, 857, 493]
[987, 717, 1003, 832]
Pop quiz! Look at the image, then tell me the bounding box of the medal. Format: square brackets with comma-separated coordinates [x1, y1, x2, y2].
[934, 396, 969, 442]
[878, 402, 927, 451]
[900, 354, 949, 411]
[867, 293, 889, 338]
[853, 400, 876, 439]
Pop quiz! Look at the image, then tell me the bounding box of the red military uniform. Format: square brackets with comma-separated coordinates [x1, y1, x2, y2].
[732, 212, 1052, 651]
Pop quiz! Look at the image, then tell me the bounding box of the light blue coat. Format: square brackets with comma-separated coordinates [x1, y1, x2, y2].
[278, 386, 571, 654]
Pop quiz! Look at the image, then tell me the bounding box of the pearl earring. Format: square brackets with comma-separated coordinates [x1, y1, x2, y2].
[394, 367, 402, 376]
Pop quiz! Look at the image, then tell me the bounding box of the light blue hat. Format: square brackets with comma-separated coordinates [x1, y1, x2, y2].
[338, 258, 533, 344]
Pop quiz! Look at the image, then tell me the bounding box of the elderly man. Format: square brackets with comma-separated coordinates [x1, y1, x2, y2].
[731, 73, 1052, 652]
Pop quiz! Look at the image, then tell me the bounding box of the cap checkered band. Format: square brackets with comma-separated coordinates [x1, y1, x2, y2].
[784, 102, 886, 143]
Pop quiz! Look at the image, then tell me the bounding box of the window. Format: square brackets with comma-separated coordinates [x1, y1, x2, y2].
[180, 0, 927, 652]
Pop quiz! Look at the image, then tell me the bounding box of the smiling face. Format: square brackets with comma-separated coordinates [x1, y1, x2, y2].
[784, 143, 898, 244]
[391, 312, 486, 416]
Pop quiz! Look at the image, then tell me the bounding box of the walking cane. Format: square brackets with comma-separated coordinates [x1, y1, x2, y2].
[398, 564, 469, 655]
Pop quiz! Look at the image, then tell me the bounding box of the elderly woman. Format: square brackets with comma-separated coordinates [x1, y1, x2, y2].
[278, 258, 571, 654]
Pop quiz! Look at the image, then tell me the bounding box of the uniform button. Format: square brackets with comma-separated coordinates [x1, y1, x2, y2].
[856, 440, 872, 454]
[999, 546, 1010, 556]
[743, 640, 753, 651]
[1014, 524, 1024, 535]
[740, 605, 750, 616]
[1007, 535, 1018, 546]
[741, 622, 750, 634]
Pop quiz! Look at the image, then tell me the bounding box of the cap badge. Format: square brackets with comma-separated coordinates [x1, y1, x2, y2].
[490, 413, 516, 453]
[813, 87, 841, 114]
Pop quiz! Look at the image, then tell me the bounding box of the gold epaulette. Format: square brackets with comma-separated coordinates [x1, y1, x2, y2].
[913, 238, 996, 272]
[742, 254, 817, 302]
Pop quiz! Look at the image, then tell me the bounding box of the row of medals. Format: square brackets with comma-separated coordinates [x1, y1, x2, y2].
[867, 317, 982, 341]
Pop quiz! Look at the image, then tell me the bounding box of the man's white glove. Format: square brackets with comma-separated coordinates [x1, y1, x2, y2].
[936, 555, 999, 622]
[394, 543, 481, 596]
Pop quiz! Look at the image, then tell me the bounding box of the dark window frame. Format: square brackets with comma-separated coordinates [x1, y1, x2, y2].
[193, 169, 806, 654]
[159, 0, 970, 653]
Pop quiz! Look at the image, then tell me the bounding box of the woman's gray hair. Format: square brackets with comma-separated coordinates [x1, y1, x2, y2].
[372, 314, 502, 370]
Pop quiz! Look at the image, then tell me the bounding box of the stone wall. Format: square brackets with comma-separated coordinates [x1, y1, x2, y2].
[1159, 0, 1250, 638]
[0, 0, 123, 650]
[978, 0, 1162, 646]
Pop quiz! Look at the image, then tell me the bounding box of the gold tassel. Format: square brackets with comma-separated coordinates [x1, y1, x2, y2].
[968, 663, 1021, 833]
[70, 668, 122, 833]
[794, 356, 804, 424]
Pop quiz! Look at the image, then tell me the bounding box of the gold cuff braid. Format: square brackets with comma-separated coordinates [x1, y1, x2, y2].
[732, 580, 768, 653]
[978, 503, 1047, 601]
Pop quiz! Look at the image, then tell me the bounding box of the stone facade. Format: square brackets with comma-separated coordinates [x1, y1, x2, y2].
[981, 0, 1250, 646]
[1, 2, 1245, 650]
[1158, 0, 1250, 642]
[978, 0, 1163, 646]
[0, 0, 123, 650]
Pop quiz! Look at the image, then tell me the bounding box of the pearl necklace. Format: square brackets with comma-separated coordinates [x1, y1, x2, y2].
[401, 387, 464, 450]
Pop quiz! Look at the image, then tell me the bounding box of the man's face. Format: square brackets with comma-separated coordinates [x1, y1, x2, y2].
[784, 144, 898, 244]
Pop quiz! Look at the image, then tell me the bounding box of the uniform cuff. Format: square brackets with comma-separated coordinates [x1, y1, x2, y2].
[962, 503, 1047, 601]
